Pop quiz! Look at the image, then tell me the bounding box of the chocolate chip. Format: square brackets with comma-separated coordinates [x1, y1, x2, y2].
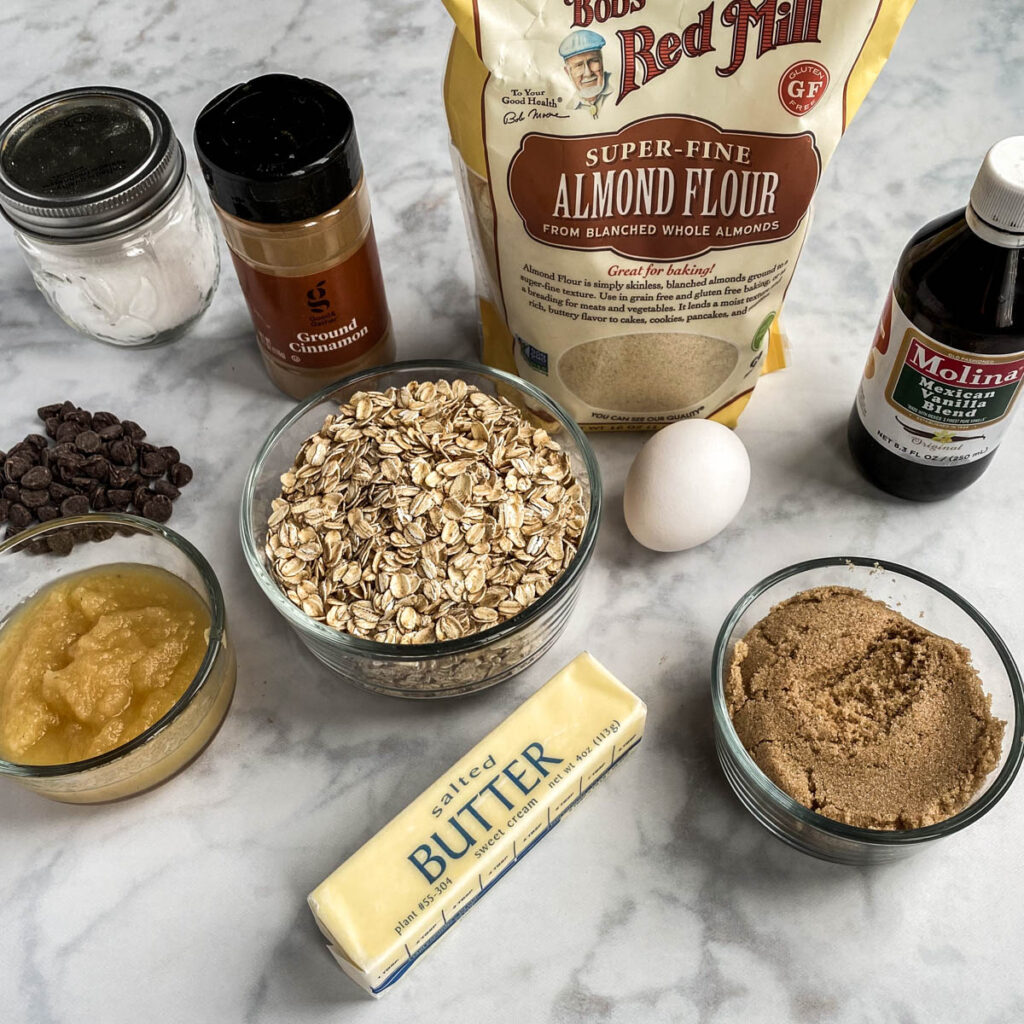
[4, 403, 189, 544]
[75, 430, 102, 453]
[139, 451, 167, 478]
[20, 489, 49, 508]
[20, 465, 52, 490]
[108, 439, 137, 466]
[58, 452, 86, 473]
[4, 524, 24, 540]
[152, 478, 180, 500]
[48, 482, 74, 501]
[9, 503, 32, 527]
[47, 532, 74, 556]
[57, 446, 85, 464]
[83, 455, 109, 481]
[4, 455, 31, 481]
[122, 420, 146, 442]
[55, 421, 80, 443]
[60, 494, 90, 516]
[168, 462, 193, 487]
[108, 464, 136, 488]
[25, 539, 49, 555]
[142, 494, 173, 523]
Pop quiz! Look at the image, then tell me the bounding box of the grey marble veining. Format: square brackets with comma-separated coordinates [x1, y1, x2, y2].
[1, 2, 1023, 1022]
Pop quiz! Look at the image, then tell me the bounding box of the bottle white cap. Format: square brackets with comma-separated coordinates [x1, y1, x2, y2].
[966, 136, 1024, 247]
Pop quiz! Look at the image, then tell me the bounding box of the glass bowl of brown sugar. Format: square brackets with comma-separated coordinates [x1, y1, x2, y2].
[240, 360, 602, 698]
[712, 556, 1024, 865]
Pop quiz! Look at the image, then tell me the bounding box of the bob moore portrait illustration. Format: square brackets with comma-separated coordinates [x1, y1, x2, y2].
[559, 29, 614, 118]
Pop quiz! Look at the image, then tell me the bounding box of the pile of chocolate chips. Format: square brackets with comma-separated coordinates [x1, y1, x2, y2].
[1, 402, 193, 544]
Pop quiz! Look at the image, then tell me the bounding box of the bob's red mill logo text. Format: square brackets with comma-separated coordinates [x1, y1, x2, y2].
[565, 0, 824, 97]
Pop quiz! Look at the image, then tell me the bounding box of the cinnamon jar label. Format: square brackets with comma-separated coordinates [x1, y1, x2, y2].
[856, 291, 1024, 466]
[231, 229, 390, 370]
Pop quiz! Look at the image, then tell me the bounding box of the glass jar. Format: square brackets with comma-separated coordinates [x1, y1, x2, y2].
[0, 86, 220, 347]
[0, 514, 237, 804]
[195, 74, 393, 398]
[211, 176, 394, 399]
[240, 360, 602, 698]
[712, 557, 1024, 864]
[848, 137, 1024, 500]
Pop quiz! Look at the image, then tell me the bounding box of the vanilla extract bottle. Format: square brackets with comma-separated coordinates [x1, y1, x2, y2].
[848, 137, 1024, 500]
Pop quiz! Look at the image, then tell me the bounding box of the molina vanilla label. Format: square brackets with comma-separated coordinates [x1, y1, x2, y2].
[442, 0, 916, 429]
[856, 291, 1024, 466]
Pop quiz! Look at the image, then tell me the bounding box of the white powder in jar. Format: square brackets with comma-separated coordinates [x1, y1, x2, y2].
[16, 175, 220, 347]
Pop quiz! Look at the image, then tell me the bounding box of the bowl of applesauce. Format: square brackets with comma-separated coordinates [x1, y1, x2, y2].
[0, 514, 236, 803]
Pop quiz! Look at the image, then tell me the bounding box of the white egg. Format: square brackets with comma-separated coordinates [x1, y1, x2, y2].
[623, 419, 750, 552]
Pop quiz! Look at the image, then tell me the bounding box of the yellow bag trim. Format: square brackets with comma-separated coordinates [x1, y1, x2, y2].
[843, 0, 917, 128]
[442, 10, 488, 179]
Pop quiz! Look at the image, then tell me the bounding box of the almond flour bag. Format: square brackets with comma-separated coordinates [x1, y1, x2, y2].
[442, 0, 915, 429]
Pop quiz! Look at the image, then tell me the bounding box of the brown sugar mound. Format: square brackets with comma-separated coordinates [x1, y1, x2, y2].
[726, 586, 1005, 830]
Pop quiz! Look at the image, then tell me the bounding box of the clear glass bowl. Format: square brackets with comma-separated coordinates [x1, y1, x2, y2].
[240, 359, 602, 698]
[712, 556, 1024, 865]
[0, 514, 236, 803]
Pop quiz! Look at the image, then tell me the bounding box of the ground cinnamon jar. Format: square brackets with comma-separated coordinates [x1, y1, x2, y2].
[195, 74, 393, 398]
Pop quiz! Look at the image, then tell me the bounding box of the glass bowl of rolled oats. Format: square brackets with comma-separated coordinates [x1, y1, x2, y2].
[240, 360, 602, 698]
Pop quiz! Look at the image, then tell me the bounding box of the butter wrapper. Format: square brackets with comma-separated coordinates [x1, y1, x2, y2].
[308, 652, 646, 994]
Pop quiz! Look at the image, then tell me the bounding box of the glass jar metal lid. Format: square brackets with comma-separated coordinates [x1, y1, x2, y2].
[0, 86, 185, 240]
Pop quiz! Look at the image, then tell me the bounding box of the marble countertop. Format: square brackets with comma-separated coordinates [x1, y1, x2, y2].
[2, 2, 1023, 1021]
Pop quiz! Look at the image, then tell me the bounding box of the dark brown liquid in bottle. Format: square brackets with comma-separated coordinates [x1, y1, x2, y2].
[848, 209, 1024, 500]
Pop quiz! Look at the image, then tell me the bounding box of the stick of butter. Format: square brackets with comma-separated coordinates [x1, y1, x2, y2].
[308, 652, 646, 995]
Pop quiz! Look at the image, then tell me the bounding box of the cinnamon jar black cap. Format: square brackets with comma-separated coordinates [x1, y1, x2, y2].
[194, 74, 363, 224]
